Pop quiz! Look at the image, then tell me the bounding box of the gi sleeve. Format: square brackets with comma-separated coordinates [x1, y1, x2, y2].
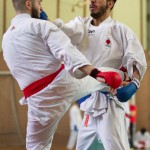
[53, 16, 84, 45]
[121, 26, 147, 80]
[31, 20, 91, 78]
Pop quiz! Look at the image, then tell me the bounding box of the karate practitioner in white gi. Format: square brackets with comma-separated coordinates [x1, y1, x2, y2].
[53, 0, 147, 149]
[2, 0, 124, 150]
[134, 128, 150, 149]
[67, 102, 82, 150]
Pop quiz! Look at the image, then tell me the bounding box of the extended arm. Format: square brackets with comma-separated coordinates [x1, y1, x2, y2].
[116, 27, 147, 102]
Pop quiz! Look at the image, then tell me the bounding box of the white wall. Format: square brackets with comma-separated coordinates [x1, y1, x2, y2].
[113, 0, 141, 39]
[59, 0, 84, 22]
[41, 0, 57, 21]
[112, 0, 147, 50]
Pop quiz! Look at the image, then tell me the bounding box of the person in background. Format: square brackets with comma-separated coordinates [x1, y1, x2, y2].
[67, 102, 82, 150]
[124, 101, 130, 132]
[126, 103, 137, 148]
[134, 128, 150, 149]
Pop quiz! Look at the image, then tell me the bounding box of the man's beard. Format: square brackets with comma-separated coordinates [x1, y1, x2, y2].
[31, 6, 39, 19]
[91, 4, 108, 19]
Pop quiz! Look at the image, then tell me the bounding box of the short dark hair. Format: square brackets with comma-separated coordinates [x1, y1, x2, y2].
[12, 0, 35, 11]
[12, 0, 26, 11]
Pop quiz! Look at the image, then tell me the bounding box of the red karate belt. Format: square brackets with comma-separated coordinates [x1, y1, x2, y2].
[23, 64, 64, 99]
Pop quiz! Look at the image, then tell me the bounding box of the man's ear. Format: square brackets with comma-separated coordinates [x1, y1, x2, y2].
[25, 0, 32, 10]
[107, 0, 114, 9]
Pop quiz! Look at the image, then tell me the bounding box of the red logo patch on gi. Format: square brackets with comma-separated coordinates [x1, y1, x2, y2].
[105, 38, 111, 47]
[106, 39, 111, 45]
[84, 114, 90, 127]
